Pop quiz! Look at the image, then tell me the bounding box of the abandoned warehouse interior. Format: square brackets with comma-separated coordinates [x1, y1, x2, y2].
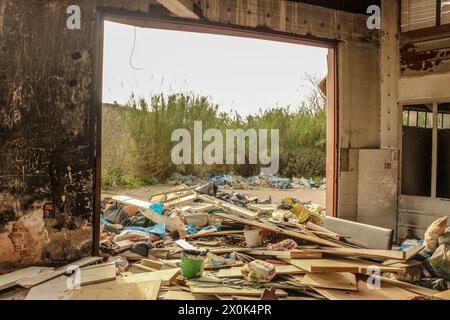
[1, 0, 450, 301]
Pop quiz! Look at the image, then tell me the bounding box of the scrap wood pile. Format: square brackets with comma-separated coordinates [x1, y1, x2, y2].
[1, 185, 449, 301]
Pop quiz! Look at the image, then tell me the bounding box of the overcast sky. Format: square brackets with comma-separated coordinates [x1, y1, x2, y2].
[102, 21, 328, 116]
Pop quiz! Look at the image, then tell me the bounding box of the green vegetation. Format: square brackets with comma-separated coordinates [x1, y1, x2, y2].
[101, 74, 327, 189]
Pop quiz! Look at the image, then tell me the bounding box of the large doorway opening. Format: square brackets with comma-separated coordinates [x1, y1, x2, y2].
[94, 13, 338, 254]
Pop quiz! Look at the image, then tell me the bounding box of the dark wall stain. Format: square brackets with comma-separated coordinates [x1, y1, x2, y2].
[400, 42, 443, 72]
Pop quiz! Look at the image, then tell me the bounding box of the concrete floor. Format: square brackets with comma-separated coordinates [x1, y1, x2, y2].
[107, 185, 326, 206]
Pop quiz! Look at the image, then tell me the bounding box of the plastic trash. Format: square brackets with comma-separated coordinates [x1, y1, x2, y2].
[181, 249, 208, 279]
[424, 217, 448, 253]
[241, 260, 276, 283]
[186, 224, 199, 235]
[149, 203, 164, 215]
[123, 223, 167, 237]
[428, 228, 450, 280]
[267, 239, 298, 251]
[108, 256, 129, 273]
[400, 239, 424, 251]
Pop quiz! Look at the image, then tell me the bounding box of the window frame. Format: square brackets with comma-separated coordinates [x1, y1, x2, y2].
[400, 100, 450, 199]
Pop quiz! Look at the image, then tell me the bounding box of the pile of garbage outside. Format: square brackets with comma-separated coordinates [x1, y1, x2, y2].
[168, 173, 326, 191]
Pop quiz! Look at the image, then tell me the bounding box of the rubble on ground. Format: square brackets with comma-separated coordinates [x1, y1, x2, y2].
[0, 184, 448, 300]
[167, 173, 326, 191]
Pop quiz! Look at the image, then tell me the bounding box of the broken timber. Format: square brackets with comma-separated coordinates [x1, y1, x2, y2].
[210, 212, 345, 248]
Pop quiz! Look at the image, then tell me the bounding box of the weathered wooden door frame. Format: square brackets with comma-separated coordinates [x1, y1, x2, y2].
[93, 9, 339, 255]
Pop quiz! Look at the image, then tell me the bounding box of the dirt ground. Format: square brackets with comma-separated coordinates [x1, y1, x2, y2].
[107, 184, 326, 206]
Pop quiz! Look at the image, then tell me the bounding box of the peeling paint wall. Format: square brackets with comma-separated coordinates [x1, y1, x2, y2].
[0, 0, 380, 267]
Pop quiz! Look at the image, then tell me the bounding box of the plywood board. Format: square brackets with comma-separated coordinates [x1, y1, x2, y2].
[26, 275, 73, 300]
[79, 263, 117, 286]
[17, 256, 103, 288]
[0, 267, 53, 291]
[141, 259, 164, 270]
[69, 280, 161, 300]
[374, 275, 438, 298]
[313, 247, 405, 260]
[313, 276, 419, 300]
[286, 258, 406, 274]
[189, 285, 288, 297]
[159, 290, 196, 300]
[118, 268, 180, 286]
[433, 290, 450, 300]
[405, 245, 425, 261]
[216, 265, 305, 278]
[301, 273, 357, 291]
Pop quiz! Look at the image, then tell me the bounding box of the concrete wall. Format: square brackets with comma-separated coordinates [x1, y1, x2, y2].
[398, 28, 450, 239]
[0, 0, 380, 266]
[337, 39, 381, 222]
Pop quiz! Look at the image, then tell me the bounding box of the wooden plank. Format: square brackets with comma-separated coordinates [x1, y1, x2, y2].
[216, 265, 305, 278]
[405, 245, 425, 261]
[383, 260, 423, 269]
[141, 259, 164, 270]
[373, 275, 438, 298]
[0, 267, 53, 291]
[247, 250, 322, 259]
[79, 263, 117, 286]
[306, 222, 344, 238]
[189, 284, 288, 297]
[133, 263, 159, 273]
[159, 290, 196, 300]
[199, 195, 258, 218]
[301, 273, 357, 291]
[433, 290, 450, 300]
[17, 257, 103, 288]
[210, 212, 345, 248]
[69, 280, 161, 300]
[118, 268, 180, 286]
[188, 230, 245, 239]
[208, 247, 258, 254]
[313, 275, 420, 300]
[156, 0, 200, 20]
[286, 258, 407, 274]
[26, 275, 73, 300]
[312, 247, 405, 260]
[164, 194, 199, 207]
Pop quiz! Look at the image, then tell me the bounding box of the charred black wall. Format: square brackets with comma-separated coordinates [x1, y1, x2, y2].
[0, 0, 158, 267]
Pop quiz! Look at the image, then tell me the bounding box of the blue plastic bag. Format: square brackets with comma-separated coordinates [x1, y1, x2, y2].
[149, 203, 164, 215]
[124, 223, 167, 237]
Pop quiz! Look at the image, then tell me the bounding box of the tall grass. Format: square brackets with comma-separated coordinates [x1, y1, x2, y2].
[102, 75, 327, 188]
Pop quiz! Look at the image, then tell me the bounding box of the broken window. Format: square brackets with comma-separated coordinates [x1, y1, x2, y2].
[402, 103, 450, 199]
[402, 104, 433, 197]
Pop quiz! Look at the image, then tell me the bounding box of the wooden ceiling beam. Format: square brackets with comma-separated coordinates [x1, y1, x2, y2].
[156, 0, 201, 20]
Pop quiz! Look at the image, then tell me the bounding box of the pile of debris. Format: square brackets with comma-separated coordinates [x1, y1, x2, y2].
[0, 184, 448, 300]
[167, 173, 326, 190]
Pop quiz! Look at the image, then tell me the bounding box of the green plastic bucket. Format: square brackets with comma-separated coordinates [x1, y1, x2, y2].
[181, 250, 207, 279]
